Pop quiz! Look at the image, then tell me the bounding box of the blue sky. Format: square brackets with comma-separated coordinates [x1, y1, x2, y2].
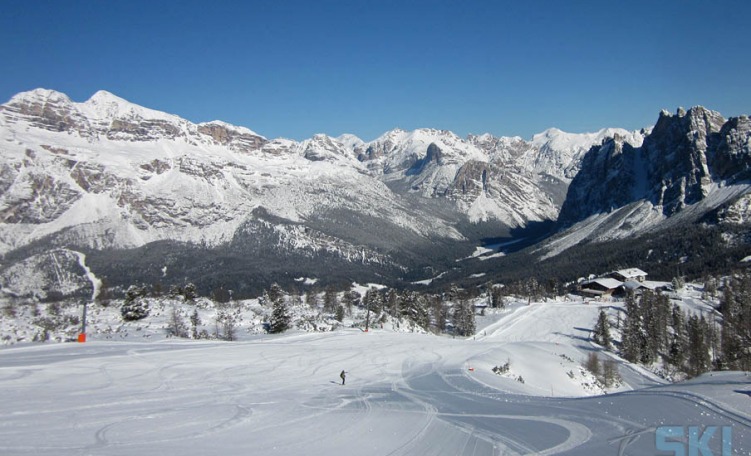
[1, 0, 749, 141]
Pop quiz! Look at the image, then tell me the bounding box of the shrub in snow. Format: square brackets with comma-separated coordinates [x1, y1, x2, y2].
[215, 302, 243, 340]
[121, 301, 149, 321]
[492, 360, 511, 375]
[167, 305, 189, 338]
[582, 352, 621, 389]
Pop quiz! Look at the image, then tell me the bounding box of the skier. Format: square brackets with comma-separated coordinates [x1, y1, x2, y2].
[340, 370, 346, 385]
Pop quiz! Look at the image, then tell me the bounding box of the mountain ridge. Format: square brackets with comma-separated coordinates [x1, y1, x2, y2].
[2, 88, 747, 297]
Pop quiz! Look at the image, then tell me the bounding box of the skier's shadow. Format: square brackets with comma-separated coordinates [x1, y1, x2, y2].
[735, 390, 751, 398]
[329, 381, 340, 385]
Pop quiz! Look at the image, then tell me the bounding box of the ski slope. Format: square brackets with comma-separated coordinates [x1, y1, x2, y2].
[0, 301, 749, 455]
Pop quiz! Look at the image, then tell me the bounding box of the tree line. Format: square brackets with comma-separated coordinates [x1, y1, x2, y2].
[592, 273, 751, 379]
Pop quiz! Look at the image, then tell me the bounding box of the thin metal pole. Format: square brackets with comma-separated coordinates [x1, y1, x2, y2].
[365, 299, 370, 332]
[80, 300, 88, 342]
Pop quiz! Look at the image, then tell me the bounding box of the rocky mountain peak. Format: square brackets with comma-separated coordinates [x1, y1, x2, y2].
[558, 106, 751, 237]
[1, 88, 91, 136]
[86, 90, 131, 108]
[7, 88, 73, 107]
[651, 106, 725, 143]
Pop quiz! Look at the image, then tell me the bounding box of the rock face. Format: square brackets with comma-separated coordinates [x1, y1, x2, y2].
[558, 107, 751, 231]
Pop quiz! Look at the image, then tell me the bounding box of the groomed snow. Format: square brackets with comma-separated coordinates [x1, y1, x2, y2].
[1, 298, 748, 455]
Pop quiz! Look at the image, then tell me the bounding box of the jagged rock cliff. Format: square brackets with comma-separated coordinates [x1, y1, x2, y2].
[556, 107, 751, 245]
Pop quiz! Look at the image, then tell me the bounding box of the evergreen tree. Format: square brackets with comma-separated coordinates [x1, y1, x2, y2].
[289, 290, 302, 308]
[341, 290, 361, 316]
[640, 291, 670, 363]
[190, 309, 201, 339]
[335, 305, 345, 322]
[212, 286, 231, 304]
[702, 276, 718, 300]
[667, 305, 688, 371]
[268, 283, 284, 304]
[401, 291, 429, 330]
[121, 285, 149, 321]
[448, 284, 463, 302]
[269, 295, 290, 334]
[323, 286, 339, 314]
[621, 292, 644, 363]
[430, 294, 447, 333]
[719, 274, 751, 370]
[593, 309, 612, 350]
[452, 299, 476, 337]
[525, 277, 540, 304]
[305, 288, 320, 310]
[182, 282, 197, 302]
[385, 288, 400, 318]
[686, 315, 711, 378]
[489, 286, 504, 309]
[363, 288, 382, 330]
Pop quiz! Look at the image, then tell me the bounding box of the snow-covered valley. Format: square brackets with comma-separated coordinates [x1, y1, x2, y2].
[1, 295, 748, 455]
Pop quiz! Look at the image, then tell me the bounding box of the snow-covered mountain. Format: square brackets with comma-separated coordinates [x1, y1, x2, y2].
[0, 88, 640, 296]
[6, 88, 748, 296]
[541, 107, 751, 258]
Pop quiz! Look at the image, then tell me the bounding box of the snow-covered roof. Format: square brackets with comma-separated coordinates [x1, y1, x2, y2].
[623, 280, 648, 290]
[624, 280, 671, 291]
[612, 268, 648, 279]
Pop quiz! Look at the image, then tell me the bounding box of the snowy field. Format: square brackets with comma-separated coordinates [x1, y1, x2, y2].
[1, 299, 749, 455]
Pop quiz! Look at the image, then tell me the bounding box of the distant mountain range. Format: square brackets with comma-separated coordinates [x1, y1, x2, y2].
[0, 89, 749, 298]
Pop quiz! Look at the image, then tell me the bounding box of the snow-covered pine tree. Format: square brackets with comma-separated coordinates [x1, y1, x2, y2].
[341, 290, 360, 316]
[621, 292, 644, 363]
[452, 299, 476, 337]
[686, 314, 711, 378]
[667, 305, 688, 371]
[335, 305, 345, 322]
[702, 276, 718, 300]
[489, 286, 504, 309]
[268, 283, 284, 306]
[362, 287, 382, 330]
[182, 282, 197, 303]
[401, 291, 429, 330]
[429, 294, 447, 333]
[719, 274, 751, 370]
[323, 286, 339, 314]
[269, 295, 290, 334]
[385, 288, 400, 318]
[304, 288, 319, 310]
[120, 285, 149, 321]
[190, 309, 201, 339]
[640, 291, 670, 364]
[593, 309, 612, 350]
